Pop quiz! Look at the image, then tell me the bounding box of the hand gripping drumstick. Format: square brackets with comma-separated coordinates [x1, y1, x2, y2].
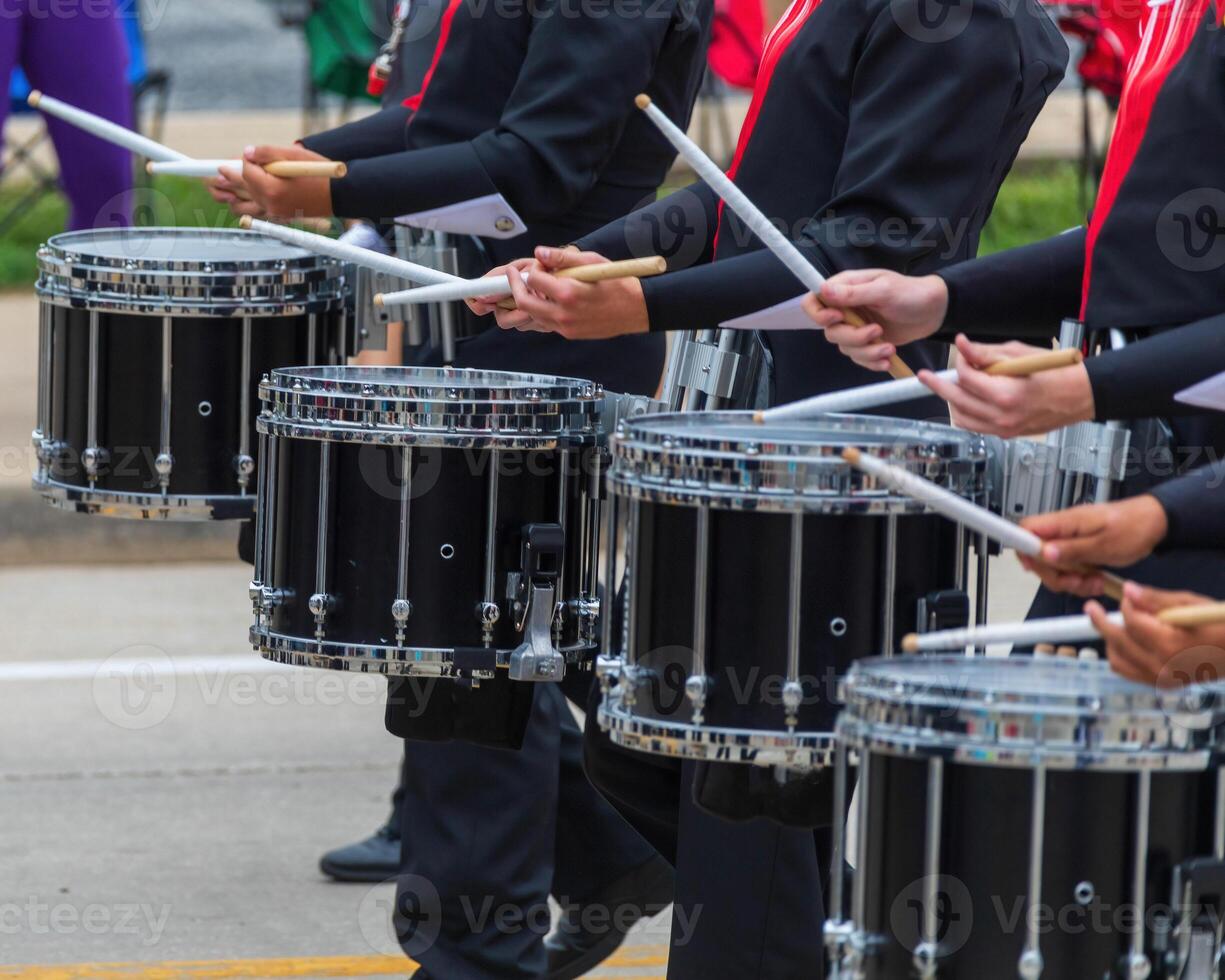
[148, 159, 348, 179]
[634, 94, 911, 382]
[758, 348, 1084, 423]
[902, 603, 1225, 652]
[840, 446, 1126, 602]
[372, 256, 669, 307]
[28, 90, 188, 162]
[239, 215, 461, 286]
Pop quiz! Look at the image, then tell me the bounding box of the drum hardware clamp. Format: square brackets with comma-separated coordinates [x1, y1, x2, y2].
[684, 674, 709, 726]
[506, 523, 568, 682]
[309, 593, 337, 640]
[1165, 858, 1225, 980]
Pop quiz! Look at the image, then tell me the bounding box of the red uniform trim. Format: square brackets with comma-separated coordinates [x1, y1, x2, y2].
[713, 0, 823, 253]
[1081, 0, 1210, 315]
[403, 0, 465, 113]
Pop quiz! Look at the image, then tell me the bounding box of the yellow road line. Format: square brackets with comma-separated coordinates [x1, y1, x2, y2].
[0, 948, 670, 980]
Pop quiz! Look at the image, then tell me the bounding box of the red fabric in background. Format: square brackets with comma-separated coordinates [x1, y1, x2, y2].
[1042, 0, 1144, 100]
[707, 0, 765, 90]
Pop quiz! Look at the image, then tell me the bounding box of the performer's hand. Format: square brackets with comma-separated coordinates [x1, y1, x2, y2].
[919, 335, 1096, 437]
[1022, 496, 1168, 569]
[221, 145, 335, 220]
[466, 259, 536, 322]
[806, 270, 948, 372]
[501, 247, 649, 340]
[1088, 584, 1225, 687]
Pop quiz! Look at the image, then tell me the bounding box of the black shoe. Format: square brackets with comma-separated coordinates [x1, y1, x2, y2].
[319, 822, 401, 882]
[545, 855, 674, 980]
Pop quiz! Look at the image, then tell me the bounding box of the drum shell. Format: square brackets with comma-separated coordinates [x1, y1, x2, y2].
[41, 304, 344, 507]
[857, 752, 1217, 979]
[261, 437, 596, 655]
[625, 499, 963, 736]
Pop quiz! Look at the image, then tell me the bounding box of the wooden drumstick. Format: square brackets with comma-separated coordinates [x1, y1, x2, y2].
[758, 348, 1083, 423]
[840, 447, 1125, 601]
[634, 94, 911, 381]
[1159, 602, 1225, 629]
[148, 159, 348, 179]
[374, 256, 669, 309]
[903, 603, 1225, 652]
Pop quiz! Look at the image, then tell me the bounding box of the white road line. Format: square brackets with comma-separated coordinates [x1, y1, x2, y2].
[0, 654, 294, 683]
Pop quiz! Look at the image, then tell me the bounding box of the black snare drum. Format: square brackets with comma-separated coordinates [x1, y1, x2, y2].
[832, 656, 1224, 980]
[597, 412, 986, 771]
[33, 228, 349, 520]
[249, 366, 615, 683]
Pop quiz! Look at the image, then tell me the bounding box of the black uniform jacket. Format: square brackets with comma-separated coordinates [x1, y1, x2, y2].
[301, 0, 712, 261]
[577, 0, 1067, 404]
[940, 0, 1225, 434]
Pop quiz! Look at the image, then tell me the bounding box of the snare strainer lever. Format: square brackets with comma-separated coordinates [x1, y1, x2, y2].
[507, 524, 567, 682]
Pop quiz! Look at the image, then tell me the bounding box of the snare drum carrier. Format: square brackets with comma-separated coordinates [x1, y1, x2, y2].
[832, 656, 1225, 980]
[597, 413, 985, 822]
[33, 228, 349, 520]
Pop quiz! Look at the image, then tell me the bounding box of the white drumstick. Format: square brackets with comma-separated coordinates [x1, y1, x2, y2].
[239, 216, 459, 286]
[635, 93, 912, 382]
[374, 256, 669, 307]
[843, 445, 1126, 600]
[763, 371, 957, 421]
[904, 602, 1225, 651]
[903, 614, 1120, 651]
[148, 159, 348, 179]
[842, 446, 1042, 555]
[28, 90, 187, 162]
[758, 349, 1085, 423]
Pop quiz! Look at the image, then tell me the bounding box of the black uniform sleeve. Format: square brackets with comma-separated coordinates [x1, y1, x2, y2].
[1149, 463, 1225, 551]
[1084, 312, 1225, 421]
[575, 181, 720, 269]
[937, 228, 1086, 341]
[326, 3, 685, 222]
[637, 0, 1045, 332]
[299, 106, 413, 162]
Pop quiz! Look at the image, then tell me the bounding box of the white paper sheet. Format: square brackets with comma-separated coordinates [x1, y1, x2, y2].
[1176, 371, 1225, 413]
[718, 294, 816, 332]
[395, 193, 527, 239]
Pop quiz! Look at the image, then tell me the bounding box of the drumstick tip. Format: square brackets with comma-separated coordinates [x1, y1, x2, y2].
[335, 162, 348, 178]
[752, 410, 766, 424]
[901, 634, 919, 653]
[841, 447, 862, 466]
[635, 94, 652, 110]
[372, 294, 385, 308]
[27, 89, 41, 109]
[238, 215, 254, 230]
[144, 161, 155, 175]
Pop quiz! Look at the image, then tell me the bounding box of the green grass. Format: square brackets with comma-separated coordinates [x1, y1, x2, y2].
[979, 162, 1087, 255]
[0, 163, 1086, 290]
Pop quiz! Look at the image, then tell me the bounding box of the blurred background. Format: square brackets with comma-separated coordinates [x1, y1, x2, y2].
[0, 0, 1120, 976]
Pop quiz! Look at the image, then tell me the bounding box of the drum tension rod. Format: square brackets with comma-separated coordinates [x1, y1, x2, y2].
[506, 523, 567, 682]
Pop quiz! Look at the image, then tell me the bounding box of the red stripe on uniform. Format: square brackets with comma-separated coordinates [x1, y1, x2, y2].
[1081, 0, 1209, 315]
[713, 0, 823, 253]
[403, 0, 465, 112]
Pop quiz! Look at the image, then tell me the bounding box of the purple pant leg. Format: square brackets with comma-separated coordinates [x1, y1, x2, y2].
[13, 0, 135, 229]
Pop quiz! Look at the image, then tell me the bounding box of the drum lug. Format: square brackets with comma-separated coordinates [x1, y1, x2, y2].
[782, 680, 804, 730]
[685, 674, 709, 726]
[392, 598, 414, 646]
[234, 454, 255, 491]
[154, 452, 174, 492]
[82, 446, 109, 480]
[309, 592, 336, 640]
